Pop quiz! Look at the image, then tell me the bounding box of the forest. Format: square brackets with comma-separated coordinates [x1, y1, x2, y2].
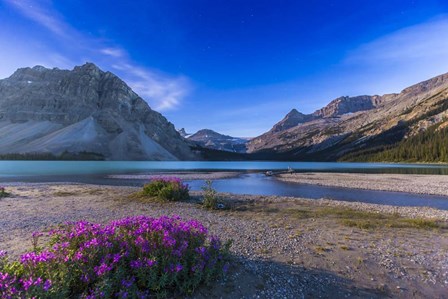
[341, 125, 448, 163]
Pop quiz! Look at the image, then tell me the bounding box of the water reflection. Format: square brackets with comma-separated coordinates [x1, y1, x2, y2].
[186, 173, 448, 210]
[1, 161, 448, 176]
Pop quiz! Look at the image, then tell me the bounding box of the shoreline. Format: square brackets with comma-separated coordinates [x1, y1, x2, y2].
[198, 191, 448, 221]
[278, 172, 448, 197]
[0, 182, 447, 298]
[107, 171, 241, 180]
[1, 182, 447, 219]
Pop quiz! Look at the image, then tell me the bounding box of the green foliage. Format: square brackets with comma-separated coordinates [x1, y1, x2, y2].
[0, 216, 231, 298]
[0, 187, 9, 198]
[341, 125, 448, 163]
[283, 207, 444, 230]
[142, 177, 189, 202]
[201, 180, 218, 210]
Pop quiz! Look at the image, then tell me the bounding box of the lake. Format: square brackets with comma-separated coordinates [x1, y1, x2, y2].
[1, 161, 448, 176]
[1, 161, 448, 210]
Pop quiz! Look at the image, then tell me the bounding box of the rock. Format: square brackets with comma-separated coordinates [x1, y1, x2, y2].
[312, 95, 380, 118]
[187, 129, 249, 153]
[271, 109, 315, 132]
[177, 128, 190, 138]
[247, 72, 448, 160]
[0, 63, 197, 160]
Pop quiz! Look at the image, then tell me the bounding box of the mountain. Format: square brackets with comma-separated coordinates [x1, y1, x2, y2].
[0, 63, 196, 160]
[177, 128, 191, 138]
[312, 95, 382, 118]
[247, 72, 448, 161]
[187, 129, 248, 153]
[271, 109, 314, 132]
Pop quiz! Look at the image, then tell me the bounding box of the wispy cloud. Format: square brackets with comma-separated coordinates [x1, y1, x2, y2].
[4, 0, 71, 38]
[339, 16, 448, 94]
[2, 0, 190, 111]
[345, 17, 448, 65]
[112, 63, 190, 110]
[100, 47, 126, 58]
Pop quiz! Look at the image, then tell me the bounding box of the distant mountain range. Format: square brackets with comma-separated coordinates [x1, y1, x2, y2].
[184, 129, 248, 153]
[177, 128, 191, 138]
[246, 72, 448, 162]
[0, 63, 196, 160]
[1, 63, 447, 162]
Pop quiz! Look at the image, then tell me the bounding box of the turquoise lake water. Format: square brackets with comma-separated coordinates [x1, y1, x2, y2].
[1, 161, 448, 176]
[0, 161, 447, 210]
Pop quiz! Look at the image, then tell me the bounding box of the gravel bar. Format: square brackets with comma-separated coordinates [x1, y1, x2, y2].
[278, 172, 448, 196]
[0, 183, 447, 298]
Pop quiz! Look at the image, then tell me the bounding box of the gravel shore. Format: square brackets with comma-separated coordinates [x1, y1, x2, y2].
[108, 171, 241, 180]
[278, 172, 448, 196]
[0, 183, 447, 298]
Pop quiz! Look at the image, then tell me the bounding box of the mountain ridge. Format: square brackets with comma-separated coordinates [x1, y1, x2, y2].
[2, 63, 448, 162]
[247, 71, 448, 161]
[187, 129, 248, 153]
[0, 63, 196, 160]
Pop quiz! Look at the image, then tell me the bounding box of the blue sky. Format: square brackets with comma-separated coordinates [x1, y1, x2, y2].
[1, 0, 448, 136]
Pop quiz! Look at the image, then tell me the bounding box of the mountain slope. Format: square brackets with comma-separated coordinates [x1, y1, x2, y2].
[247, 72, 448, 161]
[271, 109, 314, 132]
[177, 128, 191, 138]
[187, 129, 248, 153]
[0, 63, 195, 160]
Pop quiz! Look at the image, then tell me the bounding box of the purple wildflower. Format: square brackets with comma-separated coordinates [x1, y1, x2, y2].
[94, 263, 112, 276]
[0, 215, 229, 297]
[130, 259, 143, 269]
[43, 279, 52, 291]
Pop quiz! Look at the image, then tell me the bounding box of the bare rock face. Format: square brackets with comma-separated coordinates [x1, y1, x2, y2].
[188, 129, 248, 153]
[0, 63, 196, 160]
[271, 109, 314, 132]
[312, 95, 380, 118]
[247, 72, 448, 160]
[177, 128, 190, 138]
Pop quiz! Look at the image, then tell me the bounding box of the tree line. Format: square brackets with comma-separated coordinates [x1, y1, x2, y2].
[341, 125, 448, 163]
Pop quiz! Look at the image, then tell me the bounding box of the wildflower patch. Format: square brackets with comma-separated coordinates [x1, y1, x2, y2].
[0, 215, 231, 298]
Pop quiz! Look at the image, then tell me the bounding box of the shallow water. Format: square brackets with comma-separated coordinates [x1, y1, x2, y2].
[1, 161, 448, 210]
[186, 173, 448, 210]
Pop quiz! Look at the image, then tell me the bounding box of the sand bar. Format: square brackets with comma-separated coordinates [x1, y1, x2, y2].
[107, 171, 241, 180]
[278, 172, 448, 196]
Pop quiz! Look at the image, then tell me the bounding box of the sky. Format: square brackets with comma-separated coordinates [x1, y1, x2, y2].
[1, 0, 448, 137]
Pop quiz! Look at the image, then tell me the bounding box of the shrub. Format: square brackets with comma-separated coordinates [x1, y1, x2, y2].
[202, 180, 218, 210]
[0, 186, 9, 198]
[142, 177, 189, 202]
[0, 216, 231, 298]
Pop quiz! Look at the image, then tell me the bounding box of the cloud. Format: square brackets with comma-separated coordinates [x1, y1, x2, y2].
[338, 16, 448, 95]
[280, 15, 448, 111]
[345, 17, 448, 65]
[2, 0, 190, 111]
[4, 0, 75, 39]
[112, 63, 190, 110]
[100, 47, 126, 58]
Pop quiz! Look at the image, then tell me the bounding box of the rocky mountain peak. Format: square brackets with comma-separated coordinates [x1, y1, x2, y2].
[271, 108, 312, 133]
[188, 129, 248, 153]
[286, 108, 301, 117]
[312, 95, 376, 118]
[73, 62, 103, 78]
[400, 72, 448, 96]
[0, 63, 196, 160]
[178, 128, 189, 137]
[191, 129, 227, 139]
[32, 65, 48, 72]
[247, 71, 448, 161]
